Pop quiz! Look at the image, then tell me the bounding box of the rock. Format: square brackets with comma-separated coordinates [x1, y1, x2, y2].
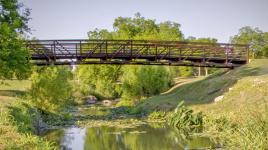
[102, 100, 119, 106]
[102, 100, 113, 106]
[82, 96, 97, 105]
[214, 95, 224, 103]
[229, 87, 233, 91]
[86, 99, 96, 104]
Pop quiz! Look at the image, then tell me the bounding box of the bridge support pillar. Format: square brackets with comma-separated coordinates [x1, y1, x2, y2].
[198, 67, 208, 76]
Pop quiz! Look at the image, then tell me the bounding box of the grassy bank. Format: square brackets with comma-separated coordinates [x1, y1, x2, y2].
[0, 80, 55, 149]
[137, 59, 268, 149]
[1, 59, 268, 149]
[137, 59, 268, 111]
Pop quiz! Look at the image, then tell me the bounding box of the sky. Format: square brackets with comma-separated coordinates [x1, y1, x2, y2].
[21, 0, 268, 43]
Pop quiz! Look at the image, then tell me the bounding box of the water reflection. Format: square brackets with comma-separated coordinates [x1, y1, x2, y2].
[43, 124, 216, 150]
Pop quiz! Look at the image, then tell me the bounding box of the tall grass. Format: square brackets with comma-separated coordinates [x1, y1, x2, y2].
[204, 108, 268, 149]
[0, 99, 56, 149]
[168, 101, 203, 128]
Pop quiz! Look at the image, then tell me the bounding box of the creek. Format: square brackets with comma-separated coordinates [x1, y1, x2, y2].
[42, 105, 218, 150]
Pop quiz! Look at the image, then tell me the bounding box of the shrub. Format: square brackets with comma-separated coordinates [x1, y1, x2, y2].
[8, 101, 38, 133]
[168, 101, 203, 128]
[148, 111, 166, 121]
[121, 66, 172, 100]
[29, 67, 73, 113]
[0, 99, 56, 150]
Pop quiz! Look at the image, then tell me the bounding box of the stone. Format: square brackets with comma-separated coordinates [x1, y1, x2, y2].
[102, 100, 119, 106]
[214, 95, 224, 103]
[102, 100, 113, 106]
[82, 95, 97, 105]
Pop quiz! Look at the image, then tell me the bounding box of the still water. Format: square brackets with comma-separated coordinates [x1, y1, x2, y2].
[43, 124, 217, 150]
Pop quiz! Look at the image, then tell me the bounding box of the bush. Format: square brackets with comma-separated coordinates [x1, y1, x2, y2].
[168, 101, 203, 128]
[75, 65, 122, 99]
[0, 99, 56, 150]
[148, 111, 166, 121]
[121, 66, 173, 100]
[29, 67, 73, 113]
[8, 101, 38, 133]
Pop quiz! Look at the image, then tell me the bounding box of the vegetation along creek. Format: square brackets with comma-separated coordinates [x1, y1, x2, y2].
[1, 0, 268, 149]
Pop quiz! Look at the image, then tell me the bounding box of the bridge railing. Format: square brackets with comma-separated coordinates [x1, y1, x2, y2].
[26, 39, 249, 67]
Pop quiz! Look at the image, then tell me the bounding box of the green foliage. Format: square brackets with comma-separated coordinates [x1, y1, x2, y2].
[116, 99, 135, 107]
[178, 66, 194, 77]
[8, 101, 38, 133]
[168, 101, 203, 128]
[231, 26, 268, 58]
[86, 13, 187, 102]
[29, 67, 73, 112]
[148, 111, 166, 121]
[186, 37, 218, 43]
[89, 13, 184, 40]
[121, 66, 173, 101]
[0, 0, 31, 80]
[204, 111, 268, 149]
[75, 65, 122, 99]
[0, 99, 55, 150]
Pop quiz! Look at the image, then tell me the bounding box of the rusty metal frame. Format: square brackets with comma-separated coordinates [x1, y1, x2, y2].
[26, 39, 249, 68]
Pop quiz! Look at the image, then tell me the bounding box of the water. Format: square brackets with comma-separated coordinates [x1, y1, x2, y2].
[43, 124, 217, 150]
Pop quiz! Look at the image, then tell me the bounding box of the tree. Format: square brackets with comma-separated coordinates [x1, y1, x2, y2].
[121, 66, 172, 101]
[84, 13, 184, 102]
[0, 0, 31, 80]
[231, 26, 268, 58]
[29, 67, 73, 112]
[75, 65, 122, 99]
[88, 13, 184, 40]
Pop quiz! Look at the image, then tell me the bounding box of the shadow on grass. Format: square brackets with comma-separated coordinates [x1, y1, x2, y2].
[8, 102, 36, 134]
[0, 90, 26, 97]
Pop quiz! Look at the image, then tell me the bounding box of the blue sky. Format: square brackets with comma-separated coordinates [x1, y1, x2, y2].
[21, 0, 268, 43]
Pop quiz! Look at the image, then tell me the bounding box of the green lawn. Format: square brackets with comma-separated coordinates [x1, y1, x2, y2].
[137, 59, 268, 112]
[193, 59, 268, 115]
[0, 80, 30, 106]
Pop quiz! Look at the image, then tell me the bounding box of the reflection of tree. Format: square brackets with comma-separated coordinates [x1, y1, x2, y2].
[83, 125, 189, 150]
[44, 125, 215, 150]
[84, 126, 128, 150]
[122, 125, 185, 150]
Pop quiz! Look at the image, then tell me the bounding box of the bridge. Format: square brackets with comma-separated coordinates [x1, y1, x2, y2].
[26, 39, 249, 68]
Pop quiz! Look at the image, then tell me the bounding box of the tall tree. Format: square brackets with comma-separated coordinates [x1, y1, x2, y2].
[82, 13, 184, 101]
[231, 26, 268, 58]
[0, 0, 31, 80]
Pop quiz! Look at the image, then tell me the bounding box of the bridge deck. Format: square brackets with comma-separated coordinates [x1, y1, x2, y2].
[26, 39, 249, 68]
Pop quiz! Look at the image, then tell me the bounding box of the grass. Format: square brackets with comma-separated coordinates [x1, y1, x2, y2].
[0, 80, 30, 104]
[192, 59, 268, 114]
[137, 59, 268, 149]
[0, 80, 55, 149]
[137, 59, 268, 112]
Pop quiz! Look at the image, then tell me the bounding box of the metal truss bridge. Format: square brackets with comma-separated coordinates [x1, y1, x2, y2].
[26, 39, 249, 68]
